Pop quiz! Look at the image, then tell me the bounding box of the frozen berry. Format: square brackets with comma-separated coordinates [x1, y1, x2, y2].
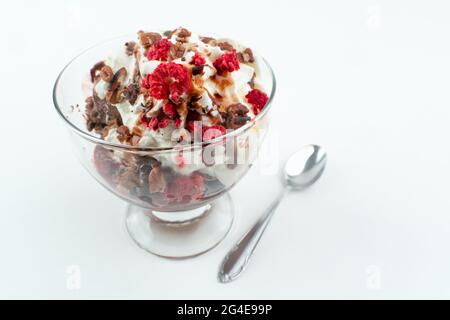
[191, 52, 206, 66]
[147, 38, 172, 61]
[141, 62, 190, 103]
[213, 50, 240, 74]
[162, 102, 177, 119]
[245, 89, 269, 115]
[158, 117, 170, 129]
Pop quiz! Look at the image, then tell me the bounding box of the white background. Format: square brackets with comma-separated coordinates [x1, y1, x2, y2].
[1, 0, 450, 299]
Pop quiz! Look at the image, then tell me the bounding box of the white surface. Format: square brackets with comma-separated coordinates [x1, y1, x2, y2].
[1, 0, 450, 299]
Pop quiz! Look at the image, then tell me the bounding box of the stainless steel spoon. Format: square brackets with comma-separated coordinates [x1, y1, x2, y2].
[218, 145, 327, 283]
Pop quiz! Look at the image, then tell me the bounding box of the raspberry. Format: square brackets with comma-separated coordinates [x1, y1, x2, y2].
[213, 50, 240, 74]
[166, 173, 205, 202]
[245, 89, 269, 115]
[202, 125, 227, 141]
[162, 102, 177, 119]
[141, 62, 190, 103]
[141, 113, 159, 130]
[146, 38, 172, 61]
[147, 117, 159, 130]
[191, 52, 206, 66]
[158, 117, 170, 129]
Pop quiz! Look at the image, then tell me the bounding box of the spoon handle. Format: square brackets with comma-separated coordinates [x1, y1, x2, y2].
[218, 189, 288, 283]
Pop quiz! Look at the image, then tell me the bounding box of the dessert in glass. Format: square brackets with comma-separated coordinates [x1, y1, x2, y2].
[53, 27, 276, 258]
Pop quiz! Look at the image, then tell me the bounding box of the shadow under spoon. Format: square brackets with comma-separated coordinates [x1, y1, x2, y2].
[218, 144, 327, 283]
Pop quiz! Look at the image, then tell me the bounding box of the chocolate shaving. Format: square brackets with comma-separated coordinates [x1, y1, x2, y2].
[90, 61, 105, 83]
[85, 94, 123, 132]
[125, 83, 140, 105]
[106, 67, 127, 104]
[248, 72, 256, 89]
[191, 65, 204, 76]
[99, 65, 114, 82]
[163, 29, 176, 38]
[226, 103, 251, 129]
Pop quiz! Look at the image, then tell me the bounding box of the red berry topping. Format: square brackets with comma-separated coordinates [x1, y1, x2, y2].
[245, 89, 269, 115]
[166, 173, 205, 202]
[162, 102, 177, 119]
[213, 50, 240, 74]
[146, 117, 159, 130]
[202, 125, 227, 141]
[146, 38, 172, 61]
[141, 62, 190, 103]
[191, 52, 206, 66]
[158, 117, 170, 129]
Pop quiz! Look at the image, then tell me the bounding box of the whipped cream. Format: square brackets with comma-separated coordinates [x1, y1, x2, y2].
[86, 28, 271, 181]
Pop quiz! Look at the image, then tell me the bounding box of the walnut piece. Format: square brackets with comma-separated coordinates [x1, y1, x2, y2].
[138, 31, 162, 50]
[148, 167, 167, 193]
[237, 48, 255, 63]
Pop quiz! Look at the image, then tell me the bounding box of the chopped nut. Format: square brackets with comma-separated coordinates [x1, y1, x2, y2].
[138, 31, 162, 50]
[218, 41, 234, 51]
[169, 42, 185, 60]
[226, 103, 251, 129]
[200, 36, 217, 45]
[148, 167, 166, 193]
[99, 65, 114, 82]
[131, 126, 143, 137]
[177, 27, 191, 38]
[237, 48, 255, 63]
[117, 125, 132, 143]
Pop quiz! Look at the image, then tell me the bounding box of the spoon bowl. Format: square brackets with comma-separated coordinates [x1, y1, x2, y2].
[285, 145, 327, 189]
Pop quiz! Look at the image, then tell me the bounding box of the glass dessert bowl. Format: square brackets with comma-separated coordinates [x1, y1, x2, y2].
[53, 28, 276, 258]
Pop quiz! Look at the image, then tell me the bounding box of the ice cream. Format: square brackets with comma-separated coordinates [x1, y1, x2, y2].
[84, 28, 271, 208]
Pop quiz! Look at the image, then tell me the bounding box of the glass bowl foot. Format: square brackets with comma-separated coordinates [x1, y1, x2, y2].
[125, 193, 234, 258]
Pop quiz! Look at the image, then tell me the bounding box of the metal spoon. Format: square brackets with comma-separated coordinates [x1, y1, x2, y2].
[218, 145, 327, 283]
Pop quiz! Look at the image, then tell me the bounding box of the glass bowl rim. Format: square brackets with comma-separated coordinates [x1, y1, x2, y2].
[52, 34, 277, 153]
